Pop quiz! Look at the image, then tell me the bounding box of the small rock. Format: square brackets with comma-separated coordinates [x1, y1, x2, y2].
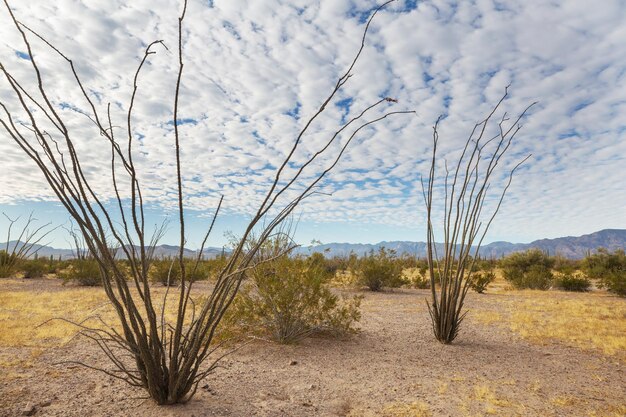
[289, 360, 298, 366]
[21, 403, 36, 416]
[39, 399, 52, 407]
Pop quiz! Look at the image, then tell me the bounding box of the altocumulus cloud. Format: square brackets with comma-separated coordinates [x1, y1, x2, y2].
[0, 0, 624, 243]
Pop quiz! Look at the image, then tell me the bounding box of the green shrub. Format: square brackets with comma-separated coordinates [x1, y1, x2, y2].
[185, 260, 210, 282]
[522, 264, 554, 290]
[469, 271, 495, 294]
[599, 270, 626, 297]
[44, 257, 64, 274]
[500, 249, 554, 290]
[230, 250, 361, 344]
[150, 259, 180, 286]
[0, 250, 18, 278]
[59, 259, 102, 286]
[21, 259, 48, 278]
[469, 257, 498, 273]
[555, 273, 591, 292]
[355, 248, 404, 291]
[149, 259, 210, 284]
[582, 249, 626, 296]
[404, 266, 430, 289]
[204, 255, 228, 280]
[552, 256, 580, 274]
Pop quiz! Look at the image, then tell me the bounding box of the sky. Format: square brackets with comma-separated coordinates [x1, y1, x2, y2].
[0, 0, 625, 249]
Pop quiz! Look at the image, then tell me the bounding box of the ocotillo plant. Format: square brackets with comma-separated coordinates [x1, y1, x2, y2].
[0, 0, 412, 404]
[0, 212, 54, 277]
[422, 87, 535, 344]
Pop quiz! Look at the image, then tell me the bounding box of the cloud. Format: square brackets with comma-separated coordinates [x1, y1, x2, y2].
[0, 0, 624, 244]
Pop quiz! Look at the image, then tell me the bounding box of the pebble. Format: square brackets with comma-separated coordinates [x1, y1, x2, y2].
[21, 403, 36, 416]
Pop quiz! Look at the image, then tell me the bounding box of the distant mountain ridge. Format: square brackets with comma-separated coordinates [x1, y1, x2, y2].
[3, 242, 226, 260]
[298, 229, 626, 259]
[5, 229, 626, 260]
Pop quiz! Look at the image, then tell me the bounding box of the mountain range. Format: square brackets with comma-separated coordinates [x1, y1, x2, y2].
[5, 229, 625, 260]
[297, 229, 626, 259]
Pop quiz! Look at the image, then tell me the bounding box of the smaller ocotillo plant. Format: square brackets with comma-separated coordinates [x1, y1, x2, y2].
[0, 213, 54, 278]
[422, 87, 535, 344]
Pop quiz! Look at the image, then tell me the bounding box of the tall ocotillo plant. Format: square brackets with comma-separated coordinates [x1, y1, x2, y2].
[0, 0, 412, 404]
[422, 87, 535, 344]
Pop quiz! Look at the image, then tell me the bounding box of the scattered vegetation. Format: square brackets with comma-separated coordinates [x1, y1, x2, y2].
[59, 259, 103, 287]
[403, 266, 430, 289]
[230, 242, 362, 344]
[500, 249, 555, 290]
[20, 258, 48, 279]
[555, 272, 591, 292]
[354, 248, 404, 291]
[469, 271, 496, 294]
[382, 401, 431, 417]
[149, 259, 181, 286]
[582, 249, 626, 296]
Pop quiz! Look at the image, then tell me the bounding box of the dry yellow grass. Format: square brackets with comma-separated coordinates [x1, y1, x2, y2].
[454, 382, 525, 416]
[588, 405, 626, 417]
[0, 288, 111, 347]
[0, 281, 194, 348]
[470, 310, 503, 325]
[381, 401, 431, 417]
[467, 272, 626, 360]
[507, 291, 626, 358]
[550, 395, 581, 407]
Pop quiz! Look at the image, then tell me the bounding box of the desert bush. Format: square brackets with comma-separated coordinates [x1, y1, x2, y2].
[203, 255, 228, 280]
[59, 259, 103, 286]
[403, 266, 430, 289]
[44, 256, 65, 274]
[393, 254, 419, 270]
[552, 256, 580, 274]
[150, 259, 181, 286]
[501, 249, 554, 289]
[354, 248, 404, 291]
[555, 273, 591, 292]
[469, 271, 496, 294]
[230, 246, 362, 344]
[0, 250, 18, 277]
[521, 265, 554, 290]
[598, 271, 626, 296]
[470, 257, 498, 273]
[21, 258, 48, 278]
[321, 255, 346, 275]
[582, 249, 626, 296]
[183, 260, 209, 282]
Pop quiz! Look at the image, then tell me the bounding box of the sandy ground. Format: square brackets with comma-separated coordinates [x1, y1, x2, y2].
[1, 279, 625, 417]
